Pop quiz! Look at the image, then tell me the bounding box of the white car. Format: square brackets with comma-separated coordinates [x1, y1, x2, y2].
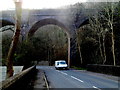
[55, 60, 68, 70]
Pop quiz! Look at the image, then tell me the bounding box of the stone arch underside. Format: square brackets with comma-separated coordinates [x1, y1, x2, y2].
[28, 18, 71, 38]
[28, 18, 71, 67]
[78, 19, 89, 28]
[0, 19, 14, 27]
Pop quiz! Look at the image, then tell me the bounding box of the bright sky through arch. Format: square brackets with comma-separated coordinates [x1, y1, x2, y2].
[0, 0, 87, 11]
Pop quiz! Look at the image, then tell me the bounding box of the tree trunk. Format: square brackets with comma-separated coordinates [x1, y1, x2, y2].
[76, 30, 83, 64]
[98, 35, 104, 63]
[78, 44, 83, 64]
[111, 25, 116, 66]
[6, 2, 22, 78]
[102, 35, 107, 64]
[109, 3, 116, 66]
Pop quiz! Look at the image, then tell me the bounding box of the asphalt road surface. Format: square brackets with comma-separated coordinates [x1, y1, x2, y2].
[36, 66, 119, 89]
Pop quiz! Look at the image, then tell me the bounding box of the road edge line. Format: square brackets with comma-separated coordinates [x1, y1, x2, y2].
[43, 71, 49, 90]
[93, 86, 101, 90]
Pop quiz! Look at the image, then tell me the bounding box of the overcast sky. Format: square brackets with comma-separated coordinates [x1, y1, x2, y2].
[0, 0, 87, 11]
[0, 0, 119, 11]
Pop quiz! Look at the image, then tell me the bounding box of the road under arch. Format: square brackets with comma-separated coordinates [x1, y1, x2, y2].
[28, 18, 71, 67]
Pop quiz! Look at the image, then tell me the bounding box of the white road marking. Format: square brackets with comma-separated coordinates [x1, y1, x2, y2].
[60, 72, 68, 75]
[56, 71, 84, 83]
[56, 70, 68, 75]
[93, 86, 101, 90]
[56, 70, 60, 72]
[71, 76, 84, 83]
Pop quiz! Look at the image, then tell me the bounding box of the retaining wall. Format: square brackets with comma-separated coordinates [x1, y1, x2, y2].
[87, 64, 120, 76]
[0, 66, 36, 90]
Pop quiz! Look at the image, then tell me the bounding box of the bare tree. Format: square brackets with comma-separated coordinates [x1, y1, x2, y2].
[88, 2, 117, 65]
[6, 2, 22, 78]
[89, 16, 104, 64]
[102, 2, 117, 66]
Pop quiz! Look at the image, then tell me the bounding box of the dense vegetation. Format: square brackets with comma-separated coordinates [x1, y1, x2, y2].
[1, 2, 120, 67]
[69, 2, 120, 67]
[1, 25, 68, 66]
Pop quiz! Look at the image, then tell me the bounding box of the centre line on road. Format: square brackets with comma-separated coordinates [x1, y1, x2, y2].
[93, 86, 101, 90]
[56, 70, 68, 75]
[71, 76, 84, 83]
[60, 72, 68, 75]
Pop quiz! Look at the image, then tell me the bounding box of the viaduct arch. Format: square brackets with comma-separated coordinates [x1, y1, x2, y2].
[28, 18, 71, 67]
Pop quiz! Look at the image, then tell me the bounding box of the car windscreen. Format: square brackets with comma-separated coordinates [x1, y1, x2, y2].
[60, 62, 66, 64]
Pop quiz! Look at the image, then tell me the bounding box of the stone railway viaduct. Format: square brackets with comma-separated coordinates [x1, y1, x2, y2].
[0, 9, 91, 66]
